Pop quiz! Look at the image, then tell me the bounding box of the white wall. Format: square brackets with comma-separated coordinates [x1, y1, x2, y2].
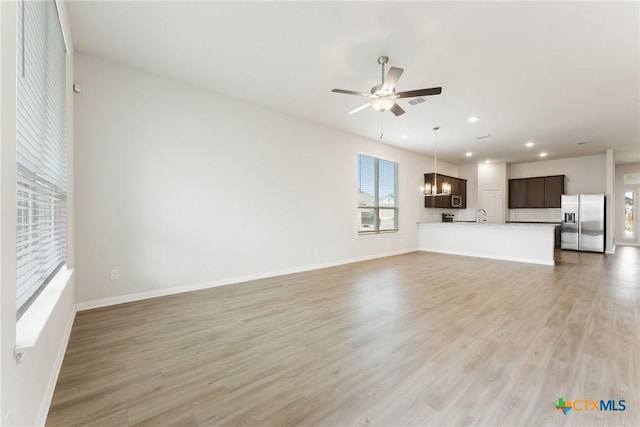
[1, 2, 76, 426]
[458, 163, 478, 209]
[454, 163, 478, 221]
[615, 162, 640, 245]
[74, 54, 454, 306]
[478, 162, 507, 191]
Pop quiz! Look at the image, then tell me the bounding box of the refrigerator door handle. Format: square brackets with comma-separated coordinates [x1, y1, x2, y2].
[578, 214, 581, 247]
[577, 195, 581, 250]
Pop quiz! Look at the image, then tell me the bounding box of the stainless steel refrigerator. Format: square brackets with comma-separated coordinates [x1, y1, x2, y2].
[561, 194, 605, 253]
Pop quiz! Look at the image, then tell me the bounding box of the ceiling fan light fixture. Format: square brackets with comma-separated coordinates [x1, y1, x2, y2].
[370, 97, 395, 112]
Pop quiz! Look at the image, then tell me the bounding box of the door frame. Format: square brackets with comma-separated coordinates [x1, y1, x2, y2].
[619, 187, 639, 246]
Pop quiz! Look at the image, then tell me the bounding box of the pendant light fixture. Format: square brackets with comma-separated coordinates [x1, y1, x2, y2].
[421, 126, 451, 196]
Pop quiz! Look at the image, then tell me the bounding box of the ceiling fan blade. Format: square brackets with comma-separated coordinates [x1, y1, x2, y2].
[346, 103, 371, 115]
[390, 103, 406, 116]
[395, 87, 442, 98]
[332, 88, 370, 97]
[382, 67, 404, 91]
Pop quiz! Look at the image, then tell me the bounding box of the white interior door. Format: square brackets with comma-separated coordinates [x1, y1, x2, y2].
[481, 189, 504, 223]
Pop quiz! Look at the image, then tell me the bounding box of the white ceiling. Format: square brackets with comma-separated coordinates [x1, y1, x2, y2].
[66, 1, 640, 164]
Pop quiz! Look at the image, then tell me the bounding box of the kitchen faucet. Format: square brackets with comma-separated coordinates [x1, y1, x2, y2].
[477, 209, 487, 223]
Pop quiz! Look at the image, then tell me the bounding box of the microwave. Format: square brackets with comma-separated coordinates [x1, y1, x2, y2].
[451, 195, 463, 208]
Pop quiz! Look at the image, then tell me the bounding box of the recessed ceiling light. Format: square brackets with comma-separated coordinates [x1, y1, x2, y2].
[485, 160, 491, 164]
[539, 152, 547, 157]
[468, 116, 479, 123]
[526, 142, 534, 147]
[466, 152, 473, 157]
[401, 134, 408, 139]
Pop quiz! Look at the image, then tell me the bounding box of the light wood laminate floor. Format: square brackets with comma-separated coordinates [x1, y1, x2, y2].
[47, 248, 640, 426]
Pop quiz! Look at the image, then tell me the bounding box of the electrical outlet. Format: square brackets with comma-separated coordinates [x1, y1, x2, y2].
[110, 269, 120, 280]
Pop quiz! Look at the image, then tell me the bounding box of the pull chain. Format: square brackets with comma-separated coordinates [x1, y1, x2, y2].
[379, 113, 384, 140]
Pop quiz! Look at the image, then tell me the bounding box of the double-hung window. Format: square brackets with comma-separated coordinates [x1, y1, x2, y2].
[16, 0, 68, 319]
[357, 154, 398, 233]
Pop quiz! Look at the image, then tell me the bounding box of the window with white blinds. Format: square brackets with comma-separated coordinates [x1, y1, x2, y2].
[16, 0, 67, 319]
[357, 154, 398, 233]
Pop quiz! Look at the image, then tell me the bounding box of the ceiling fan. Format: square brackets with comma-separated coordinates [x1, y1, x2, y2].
[331, 56, 442, 117]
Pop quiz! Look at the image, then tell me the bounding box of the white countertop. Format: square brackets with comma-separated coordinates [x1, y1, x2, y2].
[417, 221, 558, 229]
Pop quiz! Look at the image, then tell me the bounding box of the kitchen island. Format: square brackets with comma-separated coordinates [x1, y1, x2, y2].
[418, 222, 557, 265]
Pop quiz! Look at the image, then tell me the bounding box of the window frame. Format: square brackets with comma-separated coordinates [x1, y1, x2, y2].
[357, 154, 398, 234]
[624, 190, 634, 240]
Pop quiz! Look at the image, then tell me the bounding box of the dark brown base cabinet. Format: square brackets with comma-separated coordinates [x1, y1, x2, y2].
[424, 173, 467, 209]
[508, 175, 565, 209]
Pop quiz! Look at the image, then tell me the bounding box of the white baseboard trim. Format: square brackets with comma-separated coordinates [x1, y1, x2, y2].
[614, 241, 638, 247]
[76, 248, 419, 311]
[35, 305, 76, 427]
[419, 248, 555, 266]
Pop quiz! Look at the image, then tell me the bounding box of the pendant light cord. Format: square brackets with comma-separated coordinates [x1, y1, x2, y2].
[433, 126, 439, 193]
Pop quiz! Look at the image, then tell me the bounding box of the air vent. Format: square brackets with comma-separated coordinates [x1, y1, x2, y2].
[576, 141, 591, 145]
[407, 97, 425, 106]
[625, 173, 640, 185]
[476, 134, 493, 140]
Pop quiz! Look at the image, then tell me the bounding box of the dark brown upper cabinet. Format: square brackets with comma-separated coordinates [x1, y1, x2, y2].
[451, 178, 460, 196]
[508, 179, 528, 208]
[508, 175, 565, 209]
[527, 177, 546, 208]
[544, 175, 564, 208]
[424, 173, 467, 209]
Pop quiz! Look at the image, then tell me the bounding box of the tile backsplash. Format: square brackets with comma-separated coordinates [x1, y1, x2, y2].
[508, 208, 562, 223]
[417, 208, 477, 222]
[418, 208, 562, 223]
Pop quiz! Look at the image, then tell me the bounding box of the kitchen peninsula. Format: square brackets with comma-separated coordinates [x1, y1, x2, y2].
[418, 222, 557, 265]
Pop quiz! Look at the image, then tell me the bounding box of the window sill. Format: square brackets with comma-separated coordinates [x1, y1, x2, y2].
[14, 265, 73, 363]
[358, 229, 399, 236]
